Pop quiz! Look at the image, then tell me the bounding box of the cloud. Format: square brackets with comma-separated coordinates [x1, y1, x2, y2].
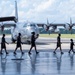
[55, 0, 75, 22]
[34, 0, 55, 13]
[19, 0, 29, 9]
[0, 0, 75, 23]
[26, 0, 55, 15]
[23, 0, 56, 22]
[0, 0, 14, 17]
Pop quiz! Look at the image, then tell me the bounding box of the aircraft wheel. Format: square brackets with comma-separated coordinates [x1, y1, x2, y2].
[12, 38, 16, 43]
[27, 40, 31, 44]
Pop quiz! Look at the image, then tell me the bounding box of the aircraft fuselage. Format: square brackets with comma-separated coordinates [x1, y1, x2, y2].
[11, 22, 39, 42]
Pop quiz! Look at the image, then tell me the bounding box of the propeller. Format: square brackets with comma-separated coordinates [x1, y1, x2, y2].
[46, 19, 56, 30]
[45, 19, 56, 34]
[65, 18, 74, 34]
[65, 18, 73, 31]
[1, 25, 4, 31]
[0, 22, 5, 31]
[41, 18, 56, 34]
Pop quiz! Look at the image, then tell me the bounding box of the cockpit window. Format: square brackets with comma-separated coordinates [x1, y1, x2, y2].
[23, 23, 27, 27]
[23, 23, 36, 27]
[30, 24, 36, 27]
[27, 23, 36, 27]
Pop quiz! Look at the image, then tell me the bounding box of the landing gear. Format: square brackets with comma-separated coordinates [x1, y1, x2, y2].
[12, 38, 16, 43]
[27, 40, 31, 44]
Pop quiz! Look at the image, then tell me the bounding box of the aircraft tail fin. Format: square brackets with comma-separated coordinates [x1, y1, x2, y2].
[70, 17, 72, 25]
[15, 1, 18, 22]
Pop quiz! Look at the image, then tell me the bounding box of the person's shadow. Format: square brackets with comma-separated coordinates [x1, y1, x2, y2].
[68, 53, 74, 70]
[28, 53, 38, 74]
[12, 54, 24, 75]
[1, 54, 7, 75]
[53, 53, 62, 74]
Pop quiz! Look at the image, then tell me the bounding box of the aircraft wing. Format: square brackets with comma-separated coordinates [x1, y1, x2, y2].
[49, 24, 65, 27]
[0, 16, 16, 22]
[0, 22, 16, 31]
[72, 23, 75, 26]
[37, 23, 65, 27]
[0, 23, 16, 27]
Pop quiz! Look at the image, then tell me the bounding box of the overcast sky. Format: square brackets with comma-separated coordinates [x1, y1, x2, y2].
[0, 0, 75, 23]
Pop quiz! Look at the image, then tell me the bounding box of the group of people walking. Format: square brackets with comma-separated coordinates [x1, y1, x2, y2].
[53, 33, 75, 54]
[0, 32, 75, 55]
[0, 32, 39, 55]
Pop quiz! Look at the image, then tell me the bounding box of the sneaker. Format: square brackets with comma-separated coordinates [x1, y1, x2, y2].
[22, 52, 24, 54]
[61, 52, 64, 54]
[6, 52, 9, 54]
[53, 51, 56, 54]
[28, 52, 31, 54]
[13, 52, 16, 54]
[68, 51, 70, 54]
[36, 52, 39, 54]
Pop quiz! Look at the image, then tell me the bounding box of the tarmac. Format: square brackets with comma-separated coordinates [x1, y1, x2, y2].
[0, 35, 75, 75]
[0, 35, 74, 51]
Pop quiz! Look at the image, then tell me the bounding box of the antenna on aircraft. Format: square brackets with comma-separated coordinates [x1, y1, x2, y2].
[15, 1, 18, 22]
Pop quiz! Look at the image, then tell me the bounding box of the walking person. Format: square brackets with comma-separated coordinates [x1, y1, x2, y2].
[53, 34, 64, 54]
[0, 34, 9, 54]
[14, 33, 24, 54]
[68, 39, 75, 53]
[28, 32, 39, 54]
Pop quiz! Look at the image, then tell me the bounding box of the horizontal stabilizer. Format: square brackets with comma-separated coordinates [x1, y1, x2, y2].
[0, 16, 17, 22]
